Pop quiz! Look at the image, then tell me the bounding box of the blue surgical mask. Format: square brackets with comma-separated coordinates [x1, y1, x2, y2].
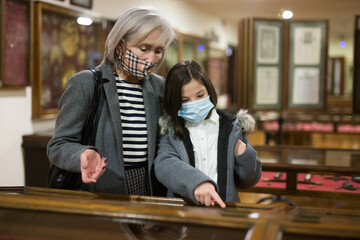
[177, 96, 214, 122]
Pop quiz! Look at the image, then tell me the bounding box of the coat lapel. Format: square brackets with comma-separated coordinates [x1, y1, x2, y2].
[182, 126, 195, 167]
[100, 63, 123, 159]
[142, 77, 156, 167]
[217, 110, 236, 200]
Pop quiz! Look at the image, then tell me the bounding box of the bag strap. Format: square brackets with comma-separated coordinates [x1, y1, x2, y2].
[81, 67, 104, 146]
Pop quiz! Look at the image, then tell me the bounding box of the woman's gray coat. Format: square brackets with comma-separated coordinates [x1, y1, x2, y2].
[47, 61, 165, 195]
[154, 110, 262, 204]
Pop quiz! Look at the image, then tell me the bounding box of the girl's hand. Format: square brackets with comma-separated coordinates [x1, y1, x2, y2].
[235, 139, 246, 155]
[80, 149, 107, 183]
[194, 182, 226, 208]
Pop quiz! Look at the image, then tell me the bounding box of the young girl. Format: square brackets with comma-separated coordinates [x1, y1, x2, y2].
[154, 60, 262, 208]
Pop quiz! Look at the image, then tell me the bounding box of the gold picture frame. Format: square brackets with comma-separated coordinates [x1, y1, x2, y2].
[32, 2, 105, 119]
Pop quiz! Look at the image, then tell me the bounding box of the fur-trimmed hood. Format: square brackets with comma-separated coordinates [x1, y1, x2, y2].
[158, 109, 256, 136]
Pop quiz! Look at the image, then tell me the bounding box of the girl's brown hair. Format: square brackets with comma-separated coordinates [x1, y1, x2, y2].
[164, 60, 218, 138]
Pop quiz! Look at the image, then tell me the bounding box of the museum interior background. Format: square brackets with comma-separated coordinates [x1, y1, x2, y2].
[0, 0, 360, 209]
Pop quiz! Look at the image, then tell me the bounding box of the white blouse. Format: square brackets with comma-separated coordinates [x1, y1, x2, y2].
[186, 109, 219, 184]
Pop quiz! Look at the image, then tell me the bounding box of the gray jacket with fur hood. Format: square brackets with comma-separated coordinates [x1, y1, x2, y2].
[154, 109, 262, 204]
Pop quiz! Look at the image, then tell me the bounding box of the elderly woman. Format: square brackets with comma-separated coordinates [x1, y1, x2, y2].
[47, 6, 176, 196]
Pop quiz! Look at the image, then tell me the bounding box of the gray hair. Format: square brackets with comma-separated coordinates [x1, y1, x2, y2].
[102, 6, 176, 71]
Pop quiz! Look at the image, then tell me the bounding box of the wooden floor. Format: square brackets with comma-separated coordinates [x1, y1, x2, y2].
[239, 192, 360, 211]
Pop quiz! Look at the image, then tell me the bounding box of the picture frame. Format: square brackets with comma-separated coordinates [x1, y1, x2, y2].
[70, 0, 92, 9]
[287, 20, 328, 111]
[256, 24, 280, 64]
[32, 2, 105, 118]
[0, 0, 31, 88]
[292, 67, 320, 105]
[255, 66, 280, 105]
[293, 26, 322, 65]
[252, 18, 283, 110]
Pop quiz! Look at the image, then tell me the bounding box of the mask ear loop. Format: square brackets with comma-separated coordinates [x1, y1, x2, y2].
[113, 39, 128, 75]
[119, 39, 127, 55]
[116, 39, 127, 57]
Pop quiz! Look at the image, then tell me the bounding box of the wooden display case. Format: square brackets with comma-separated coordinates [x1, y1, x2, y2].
[254, 110, 360, 146]
[1, 186, 360, 239]
[248, 145, 360, 200]
[22, 133, 52, 187]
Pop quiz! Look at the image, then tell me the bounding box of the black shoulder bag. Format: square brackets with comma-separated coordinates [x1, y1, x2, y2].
[48, 68, 105, 190]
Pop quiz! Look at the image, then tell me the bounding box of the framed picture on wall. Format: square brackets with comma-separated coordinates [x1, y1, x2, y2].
[32, 2, 105, 118]
[0, 0, 31, 88]
[293, 26, 322, 65]
[287, 20, 328, 111]
[292, 67, 320, 105]
[255, 66, 280, 105]
[256, 24, 280, 64]
[70, 0, 92, 9]
[252, 18, 283, 110]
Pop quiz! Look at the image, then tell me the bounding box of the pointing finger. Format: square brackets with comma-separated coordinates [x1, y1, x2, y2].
[212, 193, 226, 208]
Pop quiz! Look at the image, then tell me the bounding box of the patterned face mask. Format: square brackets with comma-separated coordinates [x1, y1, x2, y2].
[115, 42, 157, 80]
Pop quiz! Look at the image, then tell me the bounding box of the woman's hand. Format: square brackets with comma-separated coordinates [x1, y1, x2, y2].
[80, 149, 107, 183]
[235, 139, 246, 155]
[194, 182, 226, 208]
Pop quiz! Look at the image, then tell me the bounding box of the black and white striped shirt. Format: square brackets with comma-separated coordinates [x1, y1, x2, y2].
[115, 75, 148, 166]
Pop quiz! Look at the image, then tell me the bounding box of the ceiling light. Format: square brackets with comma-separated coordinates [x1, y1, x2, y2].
[77, 17, 93, 26]
[279, 9, 293, 19]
